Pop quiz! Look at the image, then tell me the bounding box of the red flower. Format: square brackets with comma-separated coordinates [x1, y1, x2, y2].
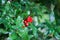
[24, 19, 29, 27]
[23, 16, 33, 27]
[27, 16, 33, 23]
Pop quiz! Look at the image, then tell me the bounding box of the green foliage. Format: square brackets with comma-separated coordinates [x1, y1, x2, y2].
[0, 0, 60, 40]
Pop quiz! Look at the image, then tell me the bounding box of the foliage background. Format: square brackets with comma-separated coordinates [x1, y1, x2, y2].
[0, 0, 60, 40]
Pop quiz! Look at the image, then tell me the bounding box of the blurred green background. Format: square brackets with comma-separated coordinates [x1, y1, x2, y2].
[0, 0, 60, 40]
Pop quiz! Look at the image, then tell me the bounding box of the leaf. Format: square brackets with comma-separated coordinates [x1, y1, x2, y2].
[29, 23, 38, 38]
[9, 32, 19, 40]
